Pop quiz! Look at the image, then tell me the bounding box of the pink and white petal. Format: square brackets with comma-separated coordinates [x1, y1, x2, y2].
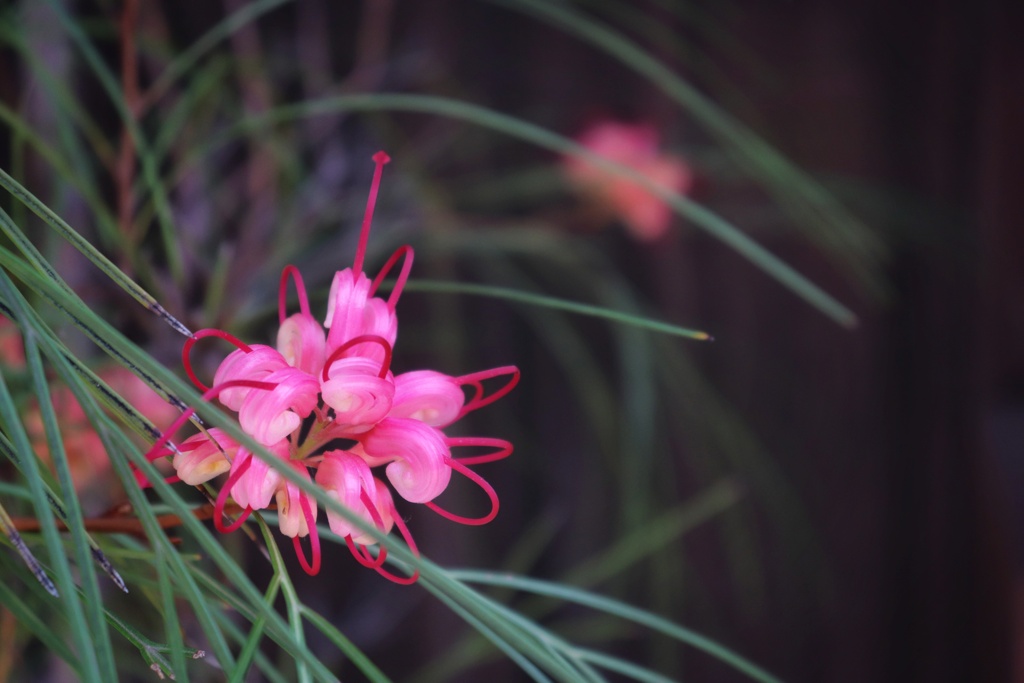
[276, 313, 326, 376]
[361, 418, 451, 503]
[365, 478, 396, 544]
[172, 429, 237, 485]
[228, 443, 286, 510]
[276, 464, 316, 538]
[317, 451, 380, 541]
[213, 345, 289, 410]
[324, 270, 371, 339]
[238, 368, 319, 444]
[359, 297, 397, 350]
[347, 441, 391, 468]
[324, 270, 397, 362]
[391, 370, 464, 427]
[321, 357, 394, 431]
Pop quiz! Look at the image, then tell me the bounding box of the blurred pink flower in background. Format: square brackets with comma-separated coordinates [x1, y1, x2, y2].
[0, 316, 176, 503]
[0, 315, 25, 366]
[28, 368, 177, 495]
[563, 120, 694, 242]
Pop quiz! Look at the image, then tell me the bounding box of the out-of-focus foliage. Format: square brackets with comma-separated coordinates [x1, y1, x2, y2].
[0, 0, 881, 680]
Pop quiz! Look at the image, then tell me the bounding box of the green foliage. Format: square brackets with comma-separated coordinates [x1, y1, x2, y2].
[0, 0, 879, 680]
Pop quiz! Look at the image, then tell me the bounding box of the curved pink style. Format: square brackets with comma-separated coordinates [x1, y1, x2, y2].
[369, 244, 414, 310]
[279, 265, 313, 323]
[183, 328, 252, 392]
[425, 437, 514, 526]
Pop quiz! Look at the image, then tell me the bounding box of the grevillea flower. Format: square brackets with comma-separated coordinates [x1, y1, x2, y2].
[563, 120, 694, 242]
[141, 152, 520, 582]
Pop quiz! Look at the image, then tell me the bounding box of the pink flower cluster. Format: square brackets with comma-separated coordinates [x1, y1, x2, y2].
[142, 152, 519, 581]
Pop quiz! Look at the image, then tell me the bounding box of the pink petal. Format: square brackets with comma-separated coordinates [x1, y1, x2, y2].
[391, 370, 464, 427]
[276, 313, 326, 376]
[317, 451, 395, 543]
[238, 368, 319, 445]
[323, 269, 397, 362]
[321, 357, 394, 433]
[275, 463, 317, 538]
[213, 345, 290, 410]
[228, 442, 288, 510]
[172, 429, 237, 485]
[361, 418, 451, 503]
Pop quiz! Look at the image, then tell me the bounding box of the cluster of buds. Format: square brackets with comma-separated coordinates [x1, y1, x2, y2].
[142, 152, 519, 582]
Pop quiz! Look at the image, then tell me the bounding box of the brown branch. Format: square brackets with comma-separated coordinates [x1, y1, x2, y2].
[7, 501, 252, 536]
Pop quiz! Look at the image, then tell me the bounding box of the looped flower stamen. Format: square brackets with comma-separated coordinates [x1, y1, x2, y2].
[374, 512, 420, 585]
[344, 487, 391, 569]
[279, 264, 313, 323]
[370, 245, 415, 310]
[215, 453, 255, 533]
[425, 457, 500, 526]
[422, 438, 512, 526]
[458, 366, 521, 418]
[322, 334, 393, 381]
[446, 437, 515, 466]
[291, 494, 321, 575]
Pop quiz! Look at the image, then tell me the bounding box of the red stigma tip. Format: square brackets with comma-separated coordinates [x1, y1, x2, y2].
[372, 151, 391, 165]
